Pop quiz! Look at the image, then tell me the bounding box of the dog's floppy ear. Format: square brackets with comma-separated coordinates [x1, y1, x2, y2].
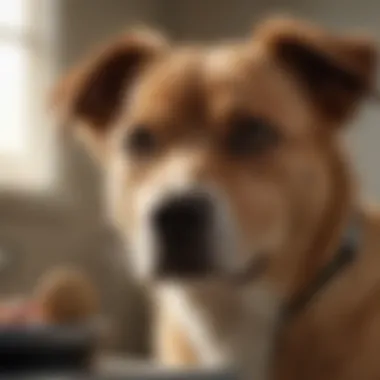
[256, 17, 378, 124]
[51, 29, 167, 158]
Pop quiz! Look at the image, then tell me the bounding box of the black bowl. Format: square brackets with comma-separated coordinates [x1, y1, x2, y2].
[0, 324, 96, 374]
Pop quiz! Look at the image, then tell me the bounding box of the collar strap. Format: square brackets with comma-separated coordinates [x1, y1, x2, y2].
[282, 217, 361, 322]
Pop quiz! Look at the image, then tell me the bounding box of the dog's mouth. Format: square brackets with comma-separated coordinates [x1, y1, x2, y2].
[154, 239, 269, 284]
[155, 240, 214, 280]
[154, 250, 269, 285]
[224, 253, 269, 285]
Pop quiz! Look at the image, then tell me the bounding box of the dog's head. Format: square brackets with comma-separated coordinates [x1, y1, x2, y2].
[53, 18, 377, 283]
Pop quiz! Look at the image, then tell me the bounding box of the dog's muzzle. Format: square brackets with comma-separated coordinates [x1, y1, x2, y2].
[152, 192, 214, 279]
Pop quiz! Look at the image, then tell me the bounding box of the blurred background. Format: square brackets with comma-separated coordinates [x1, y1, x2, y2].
[0, 0, 379, 358]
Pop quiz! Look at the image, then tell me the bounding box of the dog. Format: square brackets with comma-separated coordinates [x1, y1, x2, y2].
[52, 16, 380, 380]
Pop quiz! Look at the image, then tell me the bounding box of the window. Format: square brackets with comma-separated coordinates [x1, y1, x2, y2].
[0, 0, 56, 190]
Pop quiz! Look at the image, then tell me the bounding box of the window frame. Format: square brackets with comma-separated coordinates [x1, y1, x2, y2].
[0, 0, 58, 192]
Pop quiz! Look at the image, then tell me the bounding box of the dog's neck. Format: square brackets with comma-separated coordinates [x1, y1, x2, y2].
[284, 143, 356, 306]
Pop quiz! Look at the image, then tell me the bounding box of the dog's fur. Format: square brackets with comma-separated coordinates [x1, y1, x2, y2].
[52, 16, 380, 380]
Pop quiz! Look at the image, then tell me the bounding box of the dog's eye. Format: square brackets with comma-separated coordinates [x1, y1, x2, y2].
[226, 116, 279, 156]
[124, 126, 156, 158]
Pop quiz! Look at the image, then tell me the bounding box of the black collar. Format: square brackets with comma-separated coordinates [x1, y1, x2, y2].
[282, 217, 361, 322]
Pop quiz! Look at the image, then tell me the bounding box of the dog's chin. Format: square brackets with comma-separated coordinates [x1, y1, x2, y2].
[127, 254, 215, 285]
[153, 274, 216, 286]
[128, 238, 270, 285]
[152, 261, 218, 284]
[150, 262, 268, 287]
[144, 254, 269, 286]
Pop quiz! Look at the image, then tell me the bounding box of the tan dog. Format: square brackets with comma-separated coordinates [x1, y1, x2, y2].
[52, 16, 380, 380]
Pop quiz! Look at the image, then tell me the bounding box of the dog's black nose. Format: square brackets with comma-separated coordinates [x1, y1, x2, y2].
[153, 193, 213, 278]
[154, 193, 211, 235]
